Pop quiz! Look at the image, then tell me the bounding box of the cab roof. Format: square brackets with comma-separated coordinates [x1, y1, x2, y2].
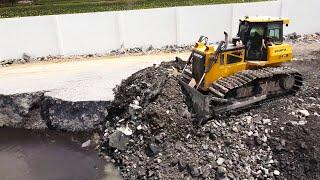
[240, 16, 290, 25]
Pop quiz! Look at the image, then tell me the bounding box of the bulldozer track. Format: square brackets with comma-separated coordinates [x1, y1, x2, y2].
[210, 66, 302, 99]
[214, 89, 300, 119]
[208, 66, 303, 115]
[179, 66, 303, 120]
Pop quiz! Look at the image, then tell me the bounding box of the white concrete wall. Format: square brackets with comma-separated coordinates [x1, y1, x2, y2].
[121, 8, 176, 48]
[176, 4, 233, 45]
[0, 16, 60, 59]
[57, 12, 120, 56]
[0, 0, 319, 60]
[281, 0, 320, 34]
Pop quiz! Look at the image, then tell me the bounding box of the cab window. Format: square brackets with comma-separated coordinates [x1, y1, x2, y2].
[249, 26, 264, 38]
[238, 21, 249, 42]
[267, 23, 282, 43]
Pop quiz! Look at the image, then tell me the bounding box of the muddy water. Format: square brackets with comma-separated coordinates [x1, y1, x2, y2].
[0, 128, 121, 180]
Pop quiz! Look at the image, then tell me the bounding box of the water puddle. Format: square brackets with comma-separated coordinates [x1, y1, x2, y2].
[0, 128, 121, 180]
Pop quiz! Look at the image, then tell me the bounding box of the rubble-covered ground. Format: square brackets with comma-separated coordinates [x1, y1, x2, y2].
[268, 57, 320, 179]
[0, 45, 192, 68]
[100, 39, 320, 179]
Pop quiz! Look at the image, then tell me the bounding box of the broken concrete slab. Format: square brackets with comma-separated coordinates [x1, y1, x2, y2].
[0, 92, 110, 131]
[108, 130, 130, 151]
[41, 96, 109, 131]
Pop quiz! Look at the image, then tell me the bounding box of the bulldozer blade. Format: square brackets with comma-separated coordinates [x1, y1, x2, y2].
[213, 95, 267, 114]
[178, 78, 212, 120]
[179, 77, 268, 121]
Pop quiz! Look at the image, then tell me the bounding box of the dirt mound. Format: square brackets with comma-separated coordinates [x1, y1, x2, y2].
[101, 59, 281, 179]
[102, 59, 198, 179]
[100, 52, 320, 179]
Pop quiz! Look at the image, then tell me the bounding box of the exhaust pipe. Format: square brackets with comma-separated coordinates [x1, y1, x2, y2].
[224, 31, 228, 48]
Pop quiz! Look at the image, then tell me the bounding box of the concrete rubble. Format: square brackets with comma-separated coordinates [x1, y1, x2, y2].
[81, 139, 91, 148]
[285, 32, 320, 43]
[98, 46, 320, 179]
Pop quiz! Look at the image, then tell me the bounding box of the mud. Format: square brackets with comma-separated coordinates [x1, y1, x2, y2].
[101, 43, 320, 179]
[0, 128, 121, 180]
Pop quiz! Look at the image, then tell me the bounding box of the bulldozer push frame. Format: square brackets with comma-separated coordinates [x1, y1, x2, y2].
[178, 16, 303, 121]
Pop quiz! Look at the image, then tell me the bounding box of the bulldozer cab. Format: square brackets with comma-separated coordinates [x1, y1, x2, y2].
[237, 17, 288, 61]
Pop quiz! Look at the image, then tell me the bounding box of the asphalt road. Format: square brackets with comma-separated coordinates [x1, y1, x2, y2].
[0, 53, 189, 102]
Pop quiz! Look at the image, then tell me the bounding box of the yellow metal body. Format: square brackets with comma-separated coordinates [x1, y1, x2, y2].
[191, 16, 294, 91]
[195, 42, 293, 91]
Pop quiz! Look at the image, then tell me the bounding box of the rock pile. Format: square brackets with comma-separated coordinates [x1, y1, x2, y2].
[285, 32, 320, 43]
[101, 59, 198, 179]
[100, 49, 320, 179]
[100, 59, 288, 179]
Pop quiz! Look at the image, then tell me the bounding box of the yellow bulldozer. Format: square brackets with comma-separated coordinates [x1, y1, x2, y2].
[178, 16, 303, 120]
